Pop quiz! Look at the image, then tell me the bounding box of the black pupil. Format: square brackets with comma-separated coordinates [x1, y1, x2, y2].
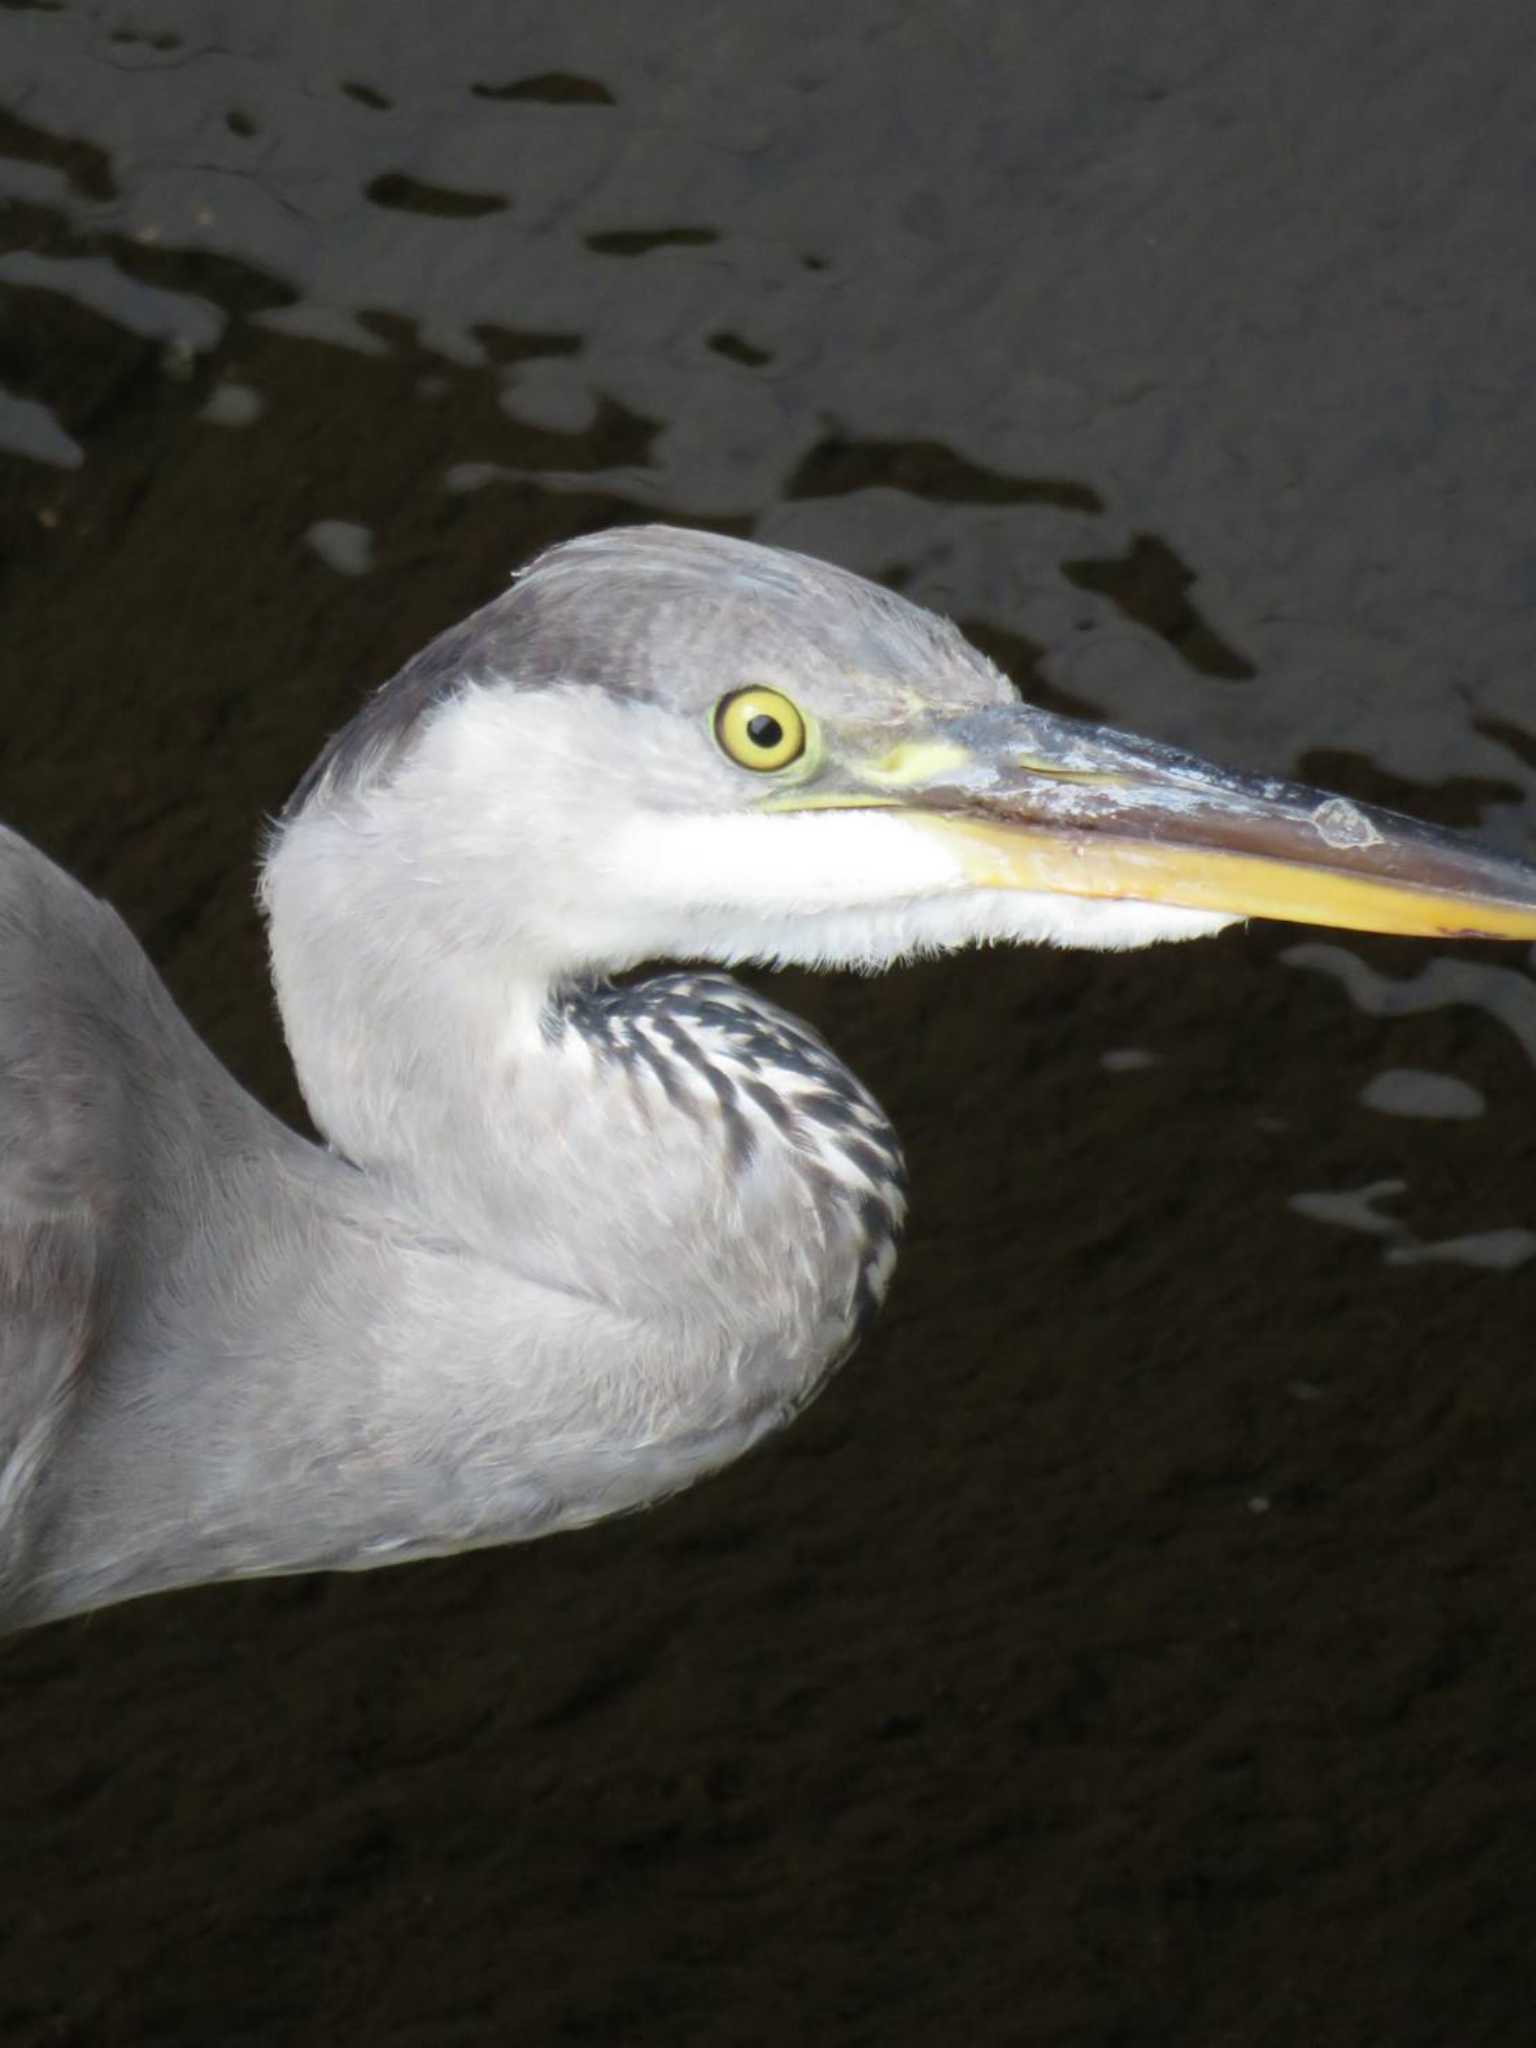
[746, 712, 784, 750]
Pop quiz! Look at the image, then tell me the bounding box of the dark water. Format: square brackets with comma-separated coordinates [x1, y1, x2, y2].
[4, 3, 1536, 2041]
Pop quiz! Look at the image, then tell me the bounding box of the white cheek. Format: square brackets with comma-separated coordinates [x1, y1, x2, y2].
[606, 809, 968, 912]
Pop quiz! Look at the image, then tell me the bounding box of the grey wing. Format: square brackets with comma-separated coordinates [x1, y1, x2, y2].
[0, 827, 139, 1607]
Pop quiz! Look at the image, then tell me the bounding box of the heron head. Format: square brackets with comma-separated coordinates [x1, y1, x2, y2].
[267, 523, 1536, 998]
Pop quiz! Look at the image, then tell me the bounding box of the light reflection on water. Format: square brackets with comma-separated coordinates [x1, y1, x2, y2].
[1284, 941, 1536, 1071]
[1359, 1067, 1485, 1121]
[5, 4, 1536, 804]
[1284, 943, 1536, 1272]
[304, 518, 376, 576]
[1288, 1178, 1536, 1274]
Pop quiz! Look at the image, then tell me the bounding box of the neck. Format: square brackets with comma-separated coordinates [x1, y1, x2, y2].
[262, 793, 907, 1327]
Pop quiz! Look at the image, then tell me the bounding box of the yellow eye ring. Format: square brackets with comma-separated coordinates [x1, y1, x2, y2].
[714, 688, 808, 772]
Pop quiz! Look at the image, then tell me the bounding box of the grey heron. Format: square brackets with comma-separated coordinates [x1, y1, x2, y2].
[5, 523, 1536, 1630]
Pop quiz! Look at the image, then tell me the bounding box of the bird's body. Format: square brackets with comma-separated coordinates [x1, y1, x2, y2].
[0, 831, 901, 1627]
[6, 523, 1536, 1628]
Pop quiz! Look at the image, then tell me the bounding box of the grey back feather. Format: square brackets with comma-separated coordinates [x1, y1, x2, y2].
[0, 831, 150, 1604]
[0, 828, 317, 1622]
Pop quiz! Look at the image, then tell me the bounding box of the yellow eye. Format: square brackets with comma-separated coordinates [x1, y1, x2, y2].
[714, 688, 807, 772]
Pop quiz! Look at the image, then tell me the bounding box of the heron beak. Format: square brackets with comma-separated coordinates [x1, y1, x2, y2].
[831, 705, 1536, 941]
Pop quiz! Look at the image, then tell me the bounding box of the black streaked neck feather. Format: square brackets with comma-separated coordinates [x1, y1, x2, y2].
[551, 970, 907, 1336]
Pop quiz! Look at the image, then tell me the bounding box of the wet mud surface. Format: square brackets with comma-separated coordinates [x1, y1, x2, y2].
[3, 4, 1536, 2041]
